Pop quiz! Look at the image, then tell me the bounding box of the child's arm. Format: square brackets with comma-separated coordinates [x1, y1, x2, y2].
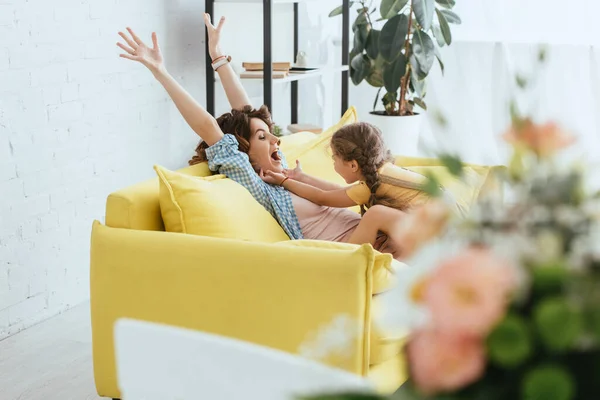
[204, 14, 252, 110]
[261, 170, 356, 208]
[117, 28, 223, 146]
[284, 160, 344, 191]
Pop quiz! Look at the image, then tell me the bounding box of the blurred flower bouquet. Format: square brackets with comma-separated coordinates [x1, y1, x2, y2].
[304, 51, 600, 400]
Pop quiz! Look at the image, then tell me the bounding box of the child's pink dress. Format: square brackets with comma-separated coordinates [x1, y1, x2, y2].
[290, 193, 400, 260]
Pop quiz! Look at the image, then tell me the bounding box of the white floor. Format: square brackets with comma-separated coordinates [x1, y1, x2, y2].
[0, 302, 102, 400]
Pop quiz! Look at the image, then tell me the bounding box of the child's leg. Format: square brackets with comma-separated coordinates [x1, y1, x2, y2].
[347, 205, 407, 246]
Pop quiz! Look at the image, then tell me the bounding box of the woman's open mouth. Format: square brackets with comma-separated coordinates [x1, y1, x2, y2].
[271, 150, 281, 163]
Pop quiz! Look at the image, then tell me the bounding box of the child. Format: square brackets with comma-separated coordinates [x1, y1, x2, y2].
[260, 122, 457, 248]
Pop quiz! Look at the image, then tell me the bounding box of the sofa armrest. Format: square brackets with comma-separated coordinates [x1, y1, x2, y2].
[90, 221, 376, 398]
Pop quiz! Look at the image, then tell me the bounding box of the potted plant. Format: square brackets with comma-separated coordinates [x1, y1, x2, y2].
[330, 0, 461, 155]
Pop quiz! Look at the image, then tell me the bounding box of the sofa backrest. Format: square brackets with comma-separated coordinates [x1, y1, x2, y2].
[105, 131, 505, 231]
[105, 163, 212, 231]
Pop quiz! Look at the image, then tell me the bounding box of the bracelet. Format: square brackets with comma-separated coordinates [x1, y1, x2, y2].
[212, 55, 226, 63]
[279, 177, 289, 186]
[211, 55, 231, 71]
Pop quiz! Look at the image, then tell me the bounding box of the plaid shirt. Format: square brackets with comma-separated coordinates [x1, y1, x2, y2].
[205, 134, 303, 240]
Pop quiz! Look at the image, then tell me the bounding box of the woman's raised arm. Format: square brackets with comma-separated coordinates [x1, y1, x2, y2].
[117, 27, 223, 146]
[204, 13, 252, 110]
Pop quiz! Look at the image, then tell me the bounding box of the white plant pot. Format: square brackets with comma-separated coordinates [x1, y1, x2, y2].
[363, 112, 423, 157]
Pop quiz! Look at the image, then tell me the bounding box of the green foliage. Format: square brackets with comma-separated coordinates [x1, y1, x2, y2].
[419, 172, 443, 197]
[329, 2, 355, 17]
[329, 0, 459, 115]
[531, 261, 569, 294]
[487, 314, 532, 368]
[380, 0, 409, 19]
[379, 14, 409, 61]
[298, 393, 386, 400]
[435, 9, 452, 45]
[438, 154, 463, 177]
[383, 54, 407, 93]
[522, 365, 575, 400]
[534, 297, 583, 352]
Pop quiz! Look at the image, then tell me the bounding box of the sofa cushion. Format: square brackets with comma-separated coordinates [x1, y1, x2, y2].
[105, 163, 212, 231]
[280, 122, 494, 214]
[154, 165, 290, 242]
[279, 106, 358, 174]
[275, 239, 399, 295]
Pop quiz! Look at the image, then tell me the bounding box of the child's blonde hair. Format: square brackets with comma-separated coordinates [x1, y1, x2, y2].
[330, 122, 395, 212]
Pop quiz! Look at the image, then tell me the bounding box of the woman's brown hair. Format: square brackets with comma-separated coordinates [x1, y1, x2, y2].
[189, 105, 274, 165]
[330, 122, 395, 213]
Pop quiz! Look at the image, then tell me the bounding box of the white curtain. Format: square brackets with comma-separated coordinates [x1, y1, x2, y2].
[350, 0, 600, 167]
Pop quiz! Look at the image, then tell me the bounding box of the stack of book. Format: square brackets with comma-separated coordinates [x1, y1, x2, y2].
[240, 62, 291, 79]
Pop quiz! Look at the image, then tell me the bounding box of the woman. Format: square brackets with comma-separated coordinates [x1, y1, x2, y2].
[115, 15, 401, 258]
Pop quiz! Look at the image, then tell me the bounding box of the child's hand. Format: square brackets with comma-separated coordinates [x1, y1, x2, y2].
[203, 13, 225, 61]
[117, 28, 164, 74]
[260, 169, 287, 186]
[283, 160, 303, 180]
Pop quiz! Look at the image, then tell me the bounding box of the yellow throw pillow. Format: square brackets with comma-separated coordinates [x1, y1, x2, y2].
[275, 239, 401, 294]
[280, 106, 358, 164]
[406, 166, 489, 213]
[154, 165, 290, 243]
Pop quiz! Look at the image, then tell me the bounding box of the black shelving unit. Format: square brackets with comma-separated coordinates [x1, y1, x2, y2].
[205, 0, 350, 121]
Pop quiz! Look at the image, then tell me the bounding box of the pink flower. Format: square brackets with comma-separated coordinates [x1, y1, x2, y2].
[408, 329, 486, 394]
[424, 247, 514, 337]
[503, 119, 575, 158]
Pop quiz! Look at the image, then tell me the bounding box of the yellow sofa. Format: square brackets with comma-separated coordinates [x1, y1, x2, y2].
[90, 115, 503, 399]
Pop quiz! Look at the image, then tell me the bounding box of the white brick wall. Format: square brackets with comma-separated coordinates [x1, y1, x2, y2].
[0, 0, 337, 339]
[0, 0, 204, 339]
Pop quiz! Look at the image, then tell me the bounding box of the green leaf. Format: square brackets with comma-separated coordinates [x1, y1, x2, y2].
[435, 0, 455, 8]
[487, 314, 532, 368]
[350, 54, 372, 85]
[412, 30, 435, 76]
[365, 29, 380, 59]
[412, 97, 427, 110]
[516, 74, 528, 89]
[432, 109, 448, 128]
[436, 9, 452, 45]
[420, 173, 443, 197]
[352, 12, 369, 29]
[538, 46, 548, 63]
[439, 154, 463, 176]
[329, 2, 354, 17]
[366, 55, 386, 87]
[432, 25, 446, 47]
[379, 14, 409, 62]
[382, 91, 397, 107]
[383, 54, 407, 93]
[522, 365, 575, 400]
[373, 87, 383, 111]
[410, 54, 426, 80]
[440, 9, 461, 24]
[410, 74, 425, 97]
[299, 393, 386, 400]
[413, 0, 435, 31]
[352, 22, 369, 53]
[531, 261, 569, 294]
[434, 46, 444, 75]
[380, 0, 409, 20]
[534, 297, 583, 352]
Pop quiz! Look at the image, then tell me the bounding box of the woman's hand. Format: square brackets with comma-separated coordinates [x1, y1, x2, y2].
[117, 27, 164, 74]
[260, 169, 287, 186]
[203, 13, 225, 60]
[283, 160, 304, 180]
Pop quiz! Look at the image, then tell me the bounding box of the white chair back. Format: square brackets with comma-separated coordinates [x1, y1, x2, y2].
[114, 318, 374, 400]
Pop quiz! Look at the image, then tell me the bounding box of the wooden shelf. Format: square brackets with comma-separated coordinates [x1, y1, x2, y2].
[216, 66, 349, 84]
